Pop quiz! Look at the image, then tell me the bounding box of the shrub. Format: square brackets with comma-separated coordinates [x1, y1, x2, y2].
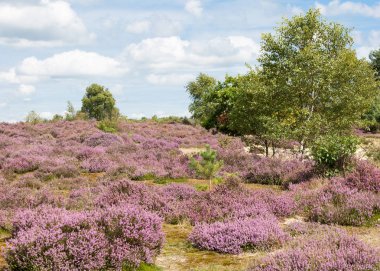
[189, 145, 223, 190]
[6, 205, 164, 270]
[311, 134, 359, 174]
[244, 157, 314, 186]
[97, 118, 119, 133]
[81, 156, 116, 173]
[189, 217, 287, 254]
[343, 160, 380, 192]
[96, 179, 170, 219]
[3, 155, 41, 174]
[251, 228, 380, 271]
[303, 179, 379, 226]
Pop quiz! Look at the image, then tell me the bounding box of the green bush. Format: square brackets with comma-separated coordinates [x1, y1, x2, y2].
[97, 118, 118, 133]
[311, 134, 359, 174]
[189, 145, 223, 190]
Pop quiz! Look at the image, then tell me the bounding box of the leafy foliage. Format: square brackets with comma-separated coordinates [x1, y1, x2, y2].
[81, 83, 117, 121]
[311, 134, 359, 173]
[189, 145, 223, 190]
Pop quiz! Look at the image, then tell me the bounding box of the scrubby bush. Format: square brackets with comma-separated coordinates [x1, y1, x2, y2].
[81, 156, 116, 173]
[251, 228, 380, 271]
[3, 155, 41, 174]
[96, 179, 170, 219]
[343, 160, 380, 192]
[189, 145, 223, 190]
[189, 217, 287, 254]
[244, 157, 314, 186]
[6, 205, 164, 270]
[302, 179, 379, 226]
[311, 134, 359, 174]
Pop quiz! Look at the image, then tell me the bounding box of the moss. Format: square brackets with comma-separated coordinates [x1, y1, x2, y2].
[156, 223, 264, 271]
[153, 178, 188, 185]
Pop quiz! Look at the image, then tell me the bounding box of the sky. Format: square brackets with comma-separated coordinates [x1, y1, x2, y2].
[0, 0, 379, 122]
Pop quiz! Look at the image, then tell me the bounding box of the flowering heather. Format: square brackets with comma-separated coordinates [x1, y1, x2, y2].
[297, 179, 380, 226]
[6, 205, 164, 270]
[183, 177, 295, 224]
[81, 156, 117, 173]
[96, 179, 171, 218]
[243, 157, 315, 185]
[189, 217, 288, 254]
[251, 228, 380, 271]
[343, 160, 380, 192]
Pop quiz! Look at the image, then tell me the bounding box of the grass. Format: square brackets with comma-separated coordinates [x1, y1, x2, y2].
[156, 223, 265, 271]
[0, 229, 10, 270]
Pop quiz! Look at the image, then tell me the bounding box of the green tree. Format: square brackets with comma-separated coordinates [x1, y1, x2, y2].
[187, 73, 240, 133]
[369, 49, 380, 79]
[65, 101, 76, 121]
[229, 70, 288, 156]
[258, 9, 378, 152]
[25, 111, 43, 124]
[362, 49, 380, 131]
[81, 84, 117, 121]
[189, 145, 223, 190]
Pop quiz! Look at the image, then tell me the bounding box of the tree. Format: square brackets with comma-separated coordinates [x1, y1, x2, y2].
[228, 69, 288, 156]
[189, 145, 223, 190]
[187, 73, 240, 133]
[362, 49, 380, 131]
[258, 9, 378, 152]
[369, 49, 380, 79]
[25, 111, 43, 124]
[65, 101, 76, 121]
[81, 84, 117, 121]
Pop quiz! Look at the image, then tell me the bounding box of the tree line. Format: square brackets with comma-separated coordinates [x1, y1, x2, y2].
[186, 9, 380, 162]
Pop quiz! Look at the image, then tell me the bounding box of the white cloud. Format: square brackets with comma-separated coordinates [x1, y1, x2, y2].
[185, 0, 203, 17]
[124, 36, 260, 71]
[0, 68, 39, 84]
[125, 15, 182, 37]
[39, 111, 54, 119]
[18, 84, 35, 95]
[146, 73, 194, 85]
[126, 20, 151, 34]
[17, 50, 128, 78]
[315, 0, 380, 18]
[0, 0, 94, 47]
[0, 102, 7, 108]
[355, 30, 380, 58]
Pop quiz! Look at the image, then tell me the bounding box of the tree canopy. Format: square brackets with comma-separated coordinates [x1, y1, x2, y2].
[187, 9, 379, 153]
[81, 84, 117, 121]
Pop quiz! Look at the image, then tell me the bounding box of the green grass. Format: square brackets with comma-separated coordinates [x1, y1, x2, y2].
[136, 263, 163, 271]
[155, 223, 264, 271]
[153, 178, 188, 185]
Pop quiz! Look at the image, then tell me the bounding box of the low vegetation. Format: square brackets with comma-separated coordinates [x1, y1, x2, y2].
[1, 7, 379, 271]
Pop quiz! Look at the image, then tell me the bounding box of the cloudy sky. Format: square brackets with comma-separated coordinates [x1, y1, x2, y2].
[0, 0, 379, 122]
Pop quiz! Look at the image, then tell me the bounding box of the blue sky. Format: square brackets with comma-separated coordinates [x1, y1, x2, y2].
[0, 0, 379, 122]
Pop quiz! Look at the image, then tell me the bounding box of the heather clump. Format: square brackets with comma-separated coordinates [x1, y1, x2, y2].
[6, 205, 164, 270]
[297, 179, 380, 226]
[244, 157, 314, 186]
[251, 227, 380, 271]
[183, 179, 292, 224]
[343, 160, 380, 192]
[96, 179, 170, 218]
[189, 216, 288, 254]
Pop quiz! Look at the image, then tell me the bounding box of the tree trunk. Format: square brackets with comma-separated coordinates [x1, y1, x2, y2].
[264, 140, 269, 157]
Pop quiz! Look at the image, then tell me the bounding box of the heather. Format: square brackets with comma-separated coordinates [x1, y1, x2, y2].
[292, 178, 380, 226]
[6, 205, 164, 271]
[0, 120, 379, 270]
[343, 160, 380, 192]
[251, 226, 380, 271]
[189, 217, 288, 254]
